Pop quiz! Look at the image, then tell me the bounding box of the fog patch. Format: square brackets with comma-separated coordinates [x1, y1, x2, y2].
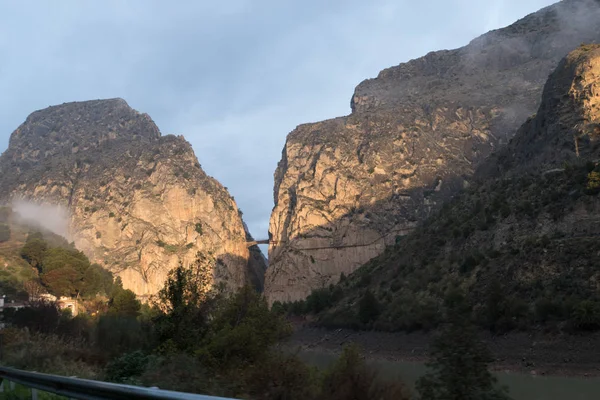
[11, 199, 71, 239]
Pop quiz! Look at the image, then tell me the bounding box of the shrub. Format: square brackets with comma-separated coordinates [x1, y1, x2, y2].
[572, 300, 600, 330]
[195, 223, 203, 235]
[139, 354, 226, 395]
[358, 290, 380, 324]
[416, 321, 510, 400]
[200, 286, 291, 370]
[105, 351, 153, 383]
[320, 345, 409, 400]
[94, 316, 153, 356]
[244, 352, 319, 400]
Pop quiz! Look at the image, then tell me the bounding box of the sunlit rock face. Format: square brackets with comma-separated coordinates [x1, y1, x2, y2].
[0, 99, 266, 299]
[266, 0, 600, 303]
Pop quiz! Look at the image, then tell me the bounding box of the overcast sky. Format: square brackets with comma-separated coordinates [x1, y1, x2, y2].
[0, 0, 555, 242]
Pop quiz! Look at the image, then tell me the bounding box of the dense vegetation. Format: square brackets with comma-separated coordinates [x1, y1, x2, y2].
[0, 245, 509, 399]
[278, 161, 600, 334]
[0, 252, 412, 399]
[19, 231, 126, 300]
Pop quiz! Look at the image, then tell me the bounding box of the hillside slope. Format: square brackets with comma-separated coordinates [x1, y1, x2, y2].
[266, 0, 600, 303]
[312, 44, 600, 332]
[0, 99, 266, 298]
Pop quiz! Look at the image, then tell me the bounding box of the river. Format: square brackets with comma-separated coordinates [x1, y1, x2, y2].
[297, 350, 600, 400]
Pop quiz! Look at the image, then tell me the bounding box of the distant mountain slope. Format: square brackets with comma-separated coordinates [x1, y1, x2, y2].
[312, 44, 600, 332]
[266, 0, 600, 303]
[0, 99, 266, 298]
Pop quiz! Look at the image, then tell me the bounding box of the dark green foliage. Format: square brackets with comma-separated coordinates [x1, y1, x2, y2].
[108, 288, 141, 317]
[320, 345, 410, 400]
[139, 354, 224, 395]
[94, 316, 154, 356]
[6, 301, 62, 334]
[572, 300, 600, 330]
[0, 223, 10, 242]
[39, 247, 90, 297]
[154, 254, 217, 351]
[313, 164, 600, 333]
[358, 290, 380, 324]
[417, 321, 510, 400]
[20, 236, 48, 268]
[195, 222, 203, 235]
[20, 233, 118, 298]
[105, 351, 153, 383]
[81, 264, 114, 297]
[243, 352, 319, 400]
[200, 286, 291, 370]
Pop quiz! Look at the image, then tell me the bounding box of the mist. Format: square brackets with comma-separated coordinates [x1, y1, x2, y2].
[11, 200, 71, 239]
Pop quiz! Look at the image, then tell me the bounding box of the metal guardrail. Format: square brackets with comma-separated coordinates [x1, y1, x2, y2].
[0, 366, 236, 400]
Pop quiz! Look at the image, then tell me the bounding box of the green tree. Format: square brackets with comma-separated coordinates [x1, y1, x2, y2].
[20, 238, 48, 268]
[109, 288, 141, 317]
[81, 263, 114, 297]
[416, 321, 510, 400]
[200, 285, 291, 370]
[358, 289, 380, 324]
[153, 253, 218, 351]
[41, 267, 81, 297]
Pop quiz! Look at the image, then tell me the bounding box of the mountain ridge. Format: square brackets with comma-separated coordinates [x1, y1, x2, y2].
[266, 0, 600, 304]
[0, 99, 266, 298]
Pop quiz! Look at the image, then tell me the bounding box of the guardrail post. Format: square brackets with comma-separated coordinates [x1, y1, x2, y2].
[9, 380, 14, 391]
[31, 387, 38, 400]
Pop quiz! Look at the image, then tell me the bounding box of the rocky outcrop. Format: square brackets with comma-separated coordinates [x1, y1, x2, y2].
[316, 44, 600, 330]
[266, 0, 600, 303]
[0, 99, 264, 299]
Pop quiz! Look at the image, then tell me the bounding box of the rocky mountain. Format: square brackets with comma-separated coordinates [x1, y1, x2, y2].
[0, 99, 266, 299]
[266, 0, 600, 303]
[312, 44, 600, 331]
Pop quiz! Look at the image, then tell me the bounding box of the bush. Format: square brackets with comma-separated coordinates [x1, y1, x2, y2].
[105, 351, 153, 383]
[319, 345, 409, 400]
[358, 290, 380, 324]
[7, 301, 62, 334]
[139, 354, 227, 396]
[94, 316, 154, 356]
[200, 286, 291, 370]
[243, 352, 319, 400]
[416, 321, 509, 400]
[572, 300, 600, 330]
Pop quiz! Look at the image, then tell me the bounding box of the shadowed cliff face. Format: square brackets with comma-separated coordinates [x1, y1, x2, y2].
[266, 0, 600, 303]
[0, 99, 265, 298]
[316, 45, 600, 330]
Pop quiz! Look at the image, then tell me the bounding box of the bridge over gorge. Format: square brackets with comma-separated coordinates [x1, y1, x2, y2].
[246, 239, 273, 247]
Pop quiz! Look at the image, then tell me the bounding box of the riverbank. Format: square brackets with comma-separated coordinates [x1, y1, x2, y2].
[281, 326, 600, 378]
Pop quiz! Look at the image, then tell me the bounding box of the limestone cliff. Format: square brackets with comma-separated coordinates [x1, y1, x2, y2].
[0, 99, 265, 298]
[266, 0, 600, 303]
[316, 44, 600, 331]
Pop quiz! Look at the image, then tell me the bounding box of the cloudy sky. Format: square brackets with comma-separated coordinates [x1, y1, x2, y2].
[0, 0, 555, 242]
